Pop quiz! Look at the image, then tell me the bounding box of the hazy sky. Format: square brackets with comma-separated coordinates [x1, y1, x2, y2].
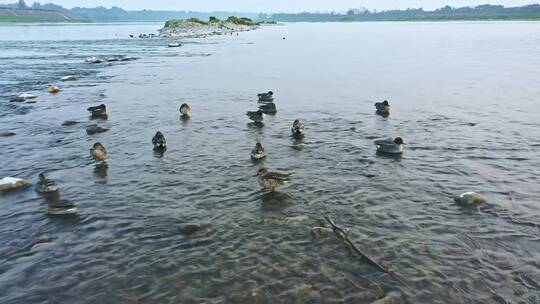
[8, 0, 536, 12]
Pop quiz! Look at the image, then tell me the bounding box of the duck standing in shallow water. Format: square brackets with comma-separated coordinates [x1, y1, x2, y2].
[375, 100, 390, 115]
[152, 131, 167, 150]
[247, 110, 265, 123]
[257, 168, 291, 190]
[291, 119, 305, 136]
[375, 137, 405, 154]
[90, 142, 108, 162]
[258, 102, 277, 115]
[87, 104, 107, 118]
[258, 91, 274, 102]
[35, 173, 59, 193]
[179, 103, 191, 118]
[251, 142, 267, 160]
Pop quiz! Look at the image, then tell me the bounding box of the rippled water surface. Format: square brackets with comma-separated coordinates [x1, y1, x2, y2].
[1, 22, 540, 303]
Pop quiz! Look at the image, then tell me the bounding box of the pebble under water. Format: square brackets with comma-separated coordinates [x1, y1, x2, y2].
[1, 22, 540, 303]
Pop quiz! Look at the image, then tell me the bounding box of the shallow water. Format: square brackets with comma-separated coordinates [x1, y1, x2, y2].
[1, 22, 540, 303]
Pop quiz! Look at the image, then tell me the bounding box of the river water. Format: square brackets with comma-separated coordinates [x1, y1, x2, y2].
[1, 21, 540, 303]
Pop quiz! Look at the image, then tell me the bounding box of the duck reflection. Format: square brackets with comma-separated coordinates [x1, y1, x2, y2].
[94, 162, 109, 178]
[260, 190, 293, 210]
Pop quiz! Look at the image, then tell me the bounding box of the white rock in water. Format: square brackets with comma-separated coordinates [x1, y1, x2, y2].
[454, 192, 486, 206]
[18, 93, 37, 99]
[61, 75, 80, 81]
[0, 177, 30, 192]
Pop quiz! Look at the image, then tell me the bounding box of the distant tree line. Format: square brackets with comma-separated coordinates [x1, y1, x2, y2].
[2, 2, 540, 22]
[267, 4, 540, 22]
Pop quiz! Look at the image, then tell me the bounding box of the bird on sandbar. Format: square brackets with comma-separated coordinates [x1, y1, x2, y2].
[375, 100, 390, 115]
[247, 110, 265, 123]
[179, 103, 191, 117]
[35, 173, 59, 193]
[251, 142, 267, 160]
[374, 137, 405, 154]
[291, 119, 305, 136]
[90, 142, 108, 162]
[257, 91, 274, 102]
[87, 104, 107, 118]
[152, 131, 167, 150]
[256, 168, 292, 190]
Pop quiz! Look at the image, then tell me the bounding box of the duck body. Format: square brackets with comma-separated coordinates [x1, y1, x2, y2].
[375, 137, 405, 154]
[35, 173, 59, 194]
[152, 131, 167, 150]
[90, 142, 108, 162]
[48, 86, 60, 94]
[247, 110, 265, 122]
[86, 125, 109, 135]
[179, 103, 191, 117]
[291, 119, 305, 136]
[48, 200, 78, 216]
[455, 192, 486, 206]
[251, 143, 267, 160]
[87, 104, 107, 118]
[258, 102, 277, 114]
[375, 100, 390, 114]
[257, 168, 291, 190]
[257, 91, 274, 102]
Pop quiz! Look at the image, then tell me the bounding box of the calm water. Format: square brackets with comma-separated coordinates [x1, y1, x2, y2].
[1, 22, 540, 303]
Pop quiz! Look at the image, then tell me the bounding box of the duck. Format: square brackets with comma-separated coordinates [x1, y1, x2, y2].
[251, 142, 267, 160]
[152, 131, 167, 150]
[86, 124, 109, 135]
[48, 200, 78, 216]
[61, 75, 79, 81]
[87, 104, 107, 118]
[257, 91, 274, 102]
[35, 173, 59, 193]
[48, 85, 60, 94]
[375, 100, 390, 114]
[247, 110, 265, 122]
[374, 137, 405, 154]
[179, 103, 191, 117]
[258, 102, 277, 114]
[257, 168, 292, 190]
[90, 142, 108, 162]
[291, 119, 305, 136]
[454, 192, 486, 206]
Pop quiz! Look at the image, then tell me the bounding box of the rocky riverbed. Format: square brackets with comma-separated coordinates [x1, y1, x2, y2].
[159, 18, 259, 38]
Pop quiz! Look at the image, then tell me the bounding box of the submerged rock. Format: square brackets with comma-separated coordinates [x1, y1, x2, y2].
[61, 75, 80, 81]
[0, 177, 30, 192]
[311, 227, 333, 238]
[263, 215, 311, 225]
[371, 292, 402, 304]
[62, 120, 80, 126]
[18, 93, 37, 100]
[86, 125, 109, 135]
[0, 131, 16, 137]
[180, 223, 203, 234]
[9, 96, 25, 102]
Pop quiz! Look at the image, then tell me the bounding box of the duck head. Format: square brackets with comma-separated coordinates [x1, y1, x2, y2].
[394, 137, 405, 145]
[38, 173, 46, 183]
[255, 142, 264, 152]
[383, 100, 389, 106]
[93, 142, 105, 150]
